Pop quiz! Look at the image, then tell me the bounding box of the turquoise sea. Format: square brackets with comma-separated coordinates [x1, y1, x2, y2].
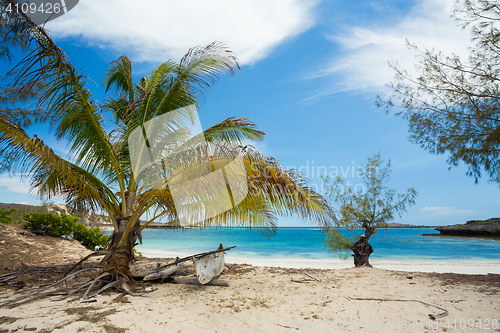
[132, 227, 500, 267]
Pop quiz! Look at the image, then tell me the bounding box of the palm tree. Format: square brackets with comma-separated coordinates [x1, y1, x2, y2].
[0, 38, 336, 293]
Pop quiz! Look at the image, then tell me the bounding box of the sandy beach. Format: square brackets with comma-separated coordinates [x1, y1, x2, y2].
[1, 223, 499, 332]
[1, 260, 499, 332]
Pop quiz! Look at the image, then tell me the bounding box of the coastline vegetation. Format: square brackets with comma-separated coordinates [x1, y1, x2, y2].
[23, 212, 109, 250]
[322, 154, 417, 267]
[379, 0, 500, 186]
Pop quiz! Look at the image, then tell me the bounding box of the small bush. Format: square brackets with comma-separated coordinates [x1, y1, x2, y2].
[23, 212, 78, 237]
[23, 212, 109, 251]
[73, 224, 109, 251]
[0, 207, 18, 224]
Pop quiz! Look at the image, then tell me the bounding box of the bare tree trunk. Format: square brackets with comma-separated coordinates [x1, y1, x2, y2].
[351, 225, 375, 267]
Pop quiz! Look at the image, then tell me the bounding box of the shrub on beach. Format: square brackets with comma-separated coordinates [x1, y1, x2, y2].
[23, 212, 78, 237]
[0, 207, 18, 224]
[72, 224, 109, 251]
[22, 212, 109, 250]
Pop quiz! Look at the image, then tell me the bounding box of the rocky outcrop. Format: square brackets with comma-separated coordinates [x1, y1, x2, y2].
[435, 218, 500, 237]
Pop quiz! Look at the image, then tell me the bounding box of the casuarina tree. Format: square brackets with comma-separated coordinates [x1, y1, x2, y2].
[322, 154, 417, 267]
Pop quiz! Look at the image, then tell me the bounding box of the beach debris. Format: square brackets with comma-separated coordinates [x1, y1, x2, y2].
[321, 300, 333, 307]
[111, 294, 130, 303]
[347, 297, 448, 320]
[63, 251, 108, 277]
[305, 273, 321, 282]
[193, 244, 225, 285]
[0, 270, 27, 283]
[133, 244, 234, 283]
[290, 276, 314, 283]
[155, 244, 235, 270]
[276, 323, 300, 330]
[81, 299, 97, 304]
[172, 277, 230, 287]
[143, 262, 184, 281]
[291, 273, 321, 283]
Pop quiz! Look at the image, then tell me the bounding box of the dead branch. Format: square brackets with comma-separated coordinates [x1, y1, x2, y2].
[347, 297, 448, 319]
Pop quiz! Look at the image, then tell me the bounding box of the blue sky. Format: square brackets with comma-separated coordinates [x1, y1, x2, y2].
[1, 0, 499, 226]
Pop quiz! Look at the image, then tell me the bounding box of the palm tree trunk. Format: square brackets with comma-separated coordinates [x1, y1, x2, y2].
[99, 217, 141, 288]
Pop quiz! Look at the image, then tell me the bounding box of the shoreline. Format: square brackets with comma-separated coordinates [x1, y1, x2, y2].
[138, 248, 500, 275]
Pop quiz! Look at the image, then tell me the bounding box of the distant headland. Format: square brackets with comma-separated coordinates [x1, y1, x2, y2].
[428, 218, 500, 238]
[385, 223, 435, 228]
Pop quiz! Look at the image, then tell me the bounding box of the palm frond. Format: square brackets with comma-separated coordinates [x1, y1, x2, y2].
[103, 55, 134, 102]
[243, 147, 336, 229]
[203, 117, 265, 145]
[0, 118, 118, 220]
[131, 143, 336, 232]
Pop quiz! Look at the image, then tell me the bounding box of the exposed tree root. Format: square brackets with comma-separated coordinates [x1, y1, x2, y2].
[0, 267, 100, 308]
[83, 272, 111, 299]
[63, 251, 107, 277]
[0, 271, 28, 283]
[61, 280, 93, 301]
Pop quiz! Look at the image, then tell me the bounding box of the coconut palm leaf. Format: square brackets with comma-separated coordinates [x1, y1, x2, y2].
[202, 117, 265, 144]
[0, 118, 119, 222]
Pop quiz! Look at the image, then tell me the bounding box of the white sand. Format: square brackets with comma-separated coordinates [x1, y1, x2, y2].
[1, 266, 499, 333]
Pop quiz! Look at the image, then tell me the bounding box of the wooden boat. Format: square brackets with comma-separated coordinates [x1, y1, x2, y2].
[193, 243, 225, 285]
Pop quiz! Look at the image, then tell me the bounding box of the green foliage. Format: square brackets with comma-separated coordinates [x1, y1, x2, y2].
[0, 207, 17, 224]
[23, 212, 78, 237]
[322, 153, 417, 258]
[133, 248, 143, 257]
[323, 228, 359, 260]
[378, 0, 500, 185]
[22, 212, 108, 250]
[71, 211, 83, 218]
[73, 224, 109, 251]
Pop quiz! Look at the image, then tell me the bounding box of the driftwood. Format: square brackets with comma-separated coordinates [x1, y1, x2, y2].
[347, 297, 449, 319]
[290, 276, 315, 283]
[305, 273, 321, 282]
[291, 273, 321, 283]
[143, 262, 184, 281]
[173, 277, 230, 287]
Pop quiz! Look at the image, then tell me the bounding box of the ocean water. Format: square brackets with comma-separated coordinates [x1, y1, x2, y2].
[131, 227, 500, 264]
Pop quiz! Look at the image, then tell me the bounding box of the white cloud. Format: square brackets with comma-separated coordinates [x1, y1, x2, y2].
[420, 206, 478, 216]
[46, 0, 318, 64]
[308, 0, 472, 98]
[0, 174, 32, 194]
